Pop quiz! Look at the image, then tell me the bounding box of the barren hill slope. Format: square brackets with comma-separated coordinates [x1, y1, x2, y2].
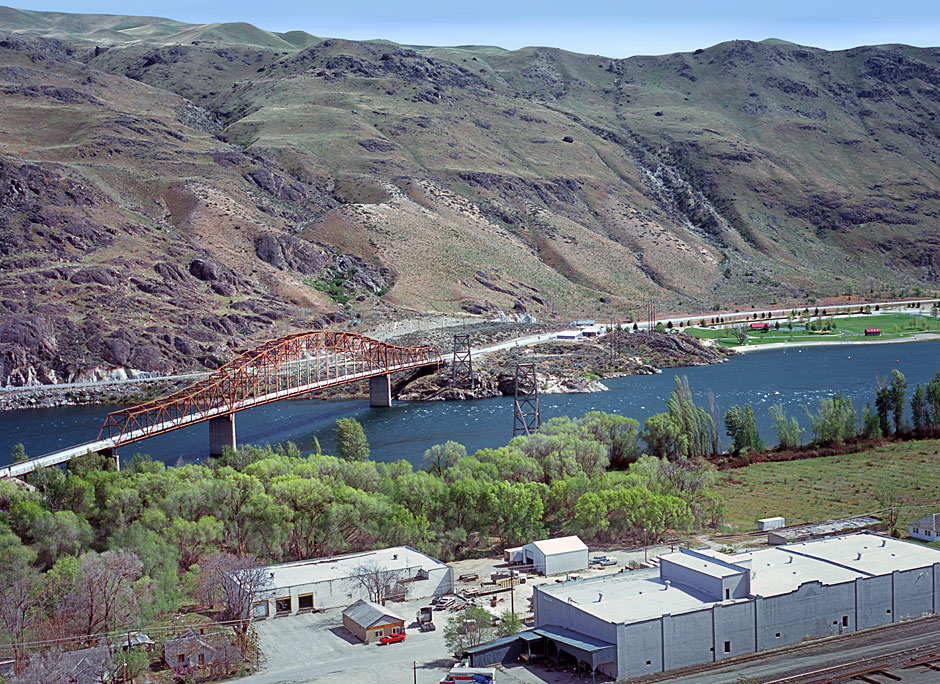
[2, 8, 940, 385]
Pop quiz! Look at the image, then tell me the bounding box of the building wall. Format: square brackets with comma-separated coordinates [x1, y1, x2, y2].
[540, 561, 940, 680]
[258, 563, 453, 616]
[544, 549, 588, 576]
[341, 615, 404, 643]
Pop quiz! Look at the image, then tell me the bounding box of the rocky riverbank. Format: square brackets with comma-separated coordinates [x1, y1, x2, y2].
[396, 329, 731, 401]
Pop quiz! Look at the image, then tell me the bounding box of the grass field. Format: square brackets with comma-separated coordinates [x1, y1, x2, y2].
[716, 439, 940, 532]
[687, 313, 940, 347]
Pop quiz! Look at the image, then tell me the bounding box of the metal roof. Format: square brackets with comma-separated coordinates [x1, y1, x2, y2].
[527, 536, 588, 556]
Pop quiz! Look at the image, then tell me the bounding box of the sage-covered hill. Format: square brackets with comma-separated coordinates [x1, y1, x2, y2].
[3, 6, 940, 384]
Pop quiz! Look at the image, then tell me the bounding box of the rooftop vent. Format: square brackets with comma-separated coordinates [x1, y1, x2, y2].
[856, 553, 862, 560]
[786, 556, 793, 564]
[664, 580, 671, 591]
[597, 592, 604, 602]
[881, 539, 887, 547]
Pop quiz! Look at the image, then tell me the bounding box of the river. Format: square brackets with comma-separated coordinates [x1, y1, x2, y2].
[2, 341, 938, 469]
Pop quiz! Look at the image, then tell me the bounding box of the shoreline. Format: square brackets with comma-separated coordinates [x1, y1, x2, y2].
[729, 333, 940, 354]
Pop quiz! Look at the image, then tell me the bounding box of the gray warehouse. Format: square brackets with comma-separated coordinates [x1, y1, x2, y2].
[505, 536, 588, 576]
[253, 546, 453, 617]
[519, 534, 940, 680]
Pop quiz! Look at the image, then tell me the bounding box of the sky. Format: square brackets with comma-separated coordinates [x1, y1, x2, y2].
[16, 0, 940, 57]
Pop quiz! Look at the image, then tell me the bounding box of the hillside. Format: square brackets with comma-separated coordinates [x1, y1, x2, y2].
[2, 7, 940, 385]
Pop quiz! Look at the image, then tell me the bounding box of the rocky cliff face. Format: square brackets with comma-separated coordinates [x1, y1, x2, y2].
[2, 12, 940, 386]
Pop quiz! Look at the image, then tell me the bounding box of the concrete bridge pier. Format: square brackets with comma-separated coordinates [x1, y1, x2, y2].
[100, 447, 120, 471]
[209, 414, 237, 456]
[369, 374, 392, 407]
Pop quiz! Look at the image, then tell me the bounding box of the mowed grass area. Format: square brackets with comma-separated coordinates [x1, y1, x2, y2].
[687, 313, 940, 347]
[716, 440, 940, 532]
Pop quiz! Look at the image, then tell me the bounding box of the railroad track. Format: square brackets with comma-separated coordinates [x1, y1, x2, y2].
[766, 642, 940, 683]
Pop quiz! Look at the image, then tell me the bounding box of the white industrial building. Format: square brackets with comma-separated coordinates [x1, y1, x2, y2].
[504, 536, 588, 576]
[470, 534, 940, 680]
[252, 546, 453, 617]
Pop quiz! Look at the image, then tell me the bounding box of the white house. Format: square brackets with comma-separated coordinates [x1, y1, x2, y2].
[909, 513, 940, 542]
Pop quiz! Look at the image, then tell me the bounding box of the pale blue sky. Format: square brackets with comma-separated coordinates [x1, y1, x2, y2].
[19, 0, 940, 57]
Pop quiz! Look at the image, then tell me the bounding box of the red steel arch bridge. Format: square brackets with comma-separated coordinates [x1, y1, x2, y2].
[1, 331, 441, 478]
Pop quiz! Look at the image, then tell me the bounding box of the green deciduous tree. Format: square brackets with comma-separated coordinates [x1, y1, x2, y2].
[806, 393, 857, 447]
[926, 369, 940, 427]
[860, 403, 882, 439]
[423, 441, 466, 476]
[725, 404, 764, 455]
[485, 481, 546, 546]
[769, 404, 803, 449]
[443, 605, 494, 654]
[911, 383, 928, 435]
[890, 369, 908, 434]
[335, 417, 370, 461]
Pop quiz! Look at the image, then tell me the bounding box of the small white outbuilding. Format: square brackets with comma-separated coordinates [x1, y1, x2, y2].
[519, 535, 588, 576]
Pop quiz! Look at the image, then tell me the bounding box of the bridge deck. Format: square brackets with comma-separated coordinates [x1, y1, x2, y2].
[2, 332, 441, 479]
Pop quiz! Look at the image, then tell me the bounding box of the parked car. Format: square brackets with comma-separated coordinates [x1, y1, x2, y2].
[380, 631, 406, 645]
[601, 558, 617, 566]
[590, 555, 609, 564]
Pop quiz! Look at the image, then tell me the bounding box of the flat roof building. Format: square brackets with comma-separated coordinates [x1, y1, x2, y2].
[253, 546, 452, 617]
[514, 533, 940, 680]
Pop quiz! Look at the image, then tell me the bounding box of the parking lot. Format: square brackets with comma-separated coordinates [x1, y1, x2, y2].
[229, 542, 685, 684]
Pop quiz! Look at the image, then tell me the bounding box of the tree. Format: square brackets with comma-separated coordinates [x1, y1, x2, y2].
[806, 393, 857, 446]
[497, 610, 522, 637]
[733, 325, 748, 344]
[860, 403, 882, 439]
[889, 369, 908, 434]
[65, 550, 148, 638]
[875, 482, 903, 533]
[875, 384, 892, 437]
[12, 443, 26, 463]
[351, 561, 406, 604]
[769, 404, 803, 449]
[335, 418, 370, 461]
[485, 481, 546, 546]
[443, 605, 495, 654]
[725, 405, 764, 455]
[197, 553, 270, 634]
[926, 369, 940, 427]
[911, 384, 928, 435]
[0, 531, 40, 669]
[424, 441, 466, 477]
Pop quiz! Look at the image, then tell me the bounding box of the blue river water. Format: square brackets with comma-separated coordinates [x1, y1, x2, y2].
[1, 341, 938, 468]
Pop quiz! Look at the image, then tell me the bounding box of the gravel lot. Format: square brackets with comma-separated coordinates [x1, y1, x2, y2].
[229, 543, 681, 684]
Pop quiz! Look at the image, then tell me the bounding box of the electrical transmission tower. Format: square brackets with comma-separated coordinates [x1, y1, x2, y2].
[512, 363, 540, 436]
[451, 334, 474, 388]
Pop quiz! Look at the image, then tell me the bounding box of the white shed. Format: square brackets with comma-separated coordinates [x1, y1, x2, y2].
[521, 536, 588, 576]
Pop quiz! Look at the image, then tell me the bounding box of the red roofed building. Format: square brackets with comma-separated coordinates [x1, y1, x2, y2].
[865, 328, 881, 336]
[750, 322, 771, 332]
